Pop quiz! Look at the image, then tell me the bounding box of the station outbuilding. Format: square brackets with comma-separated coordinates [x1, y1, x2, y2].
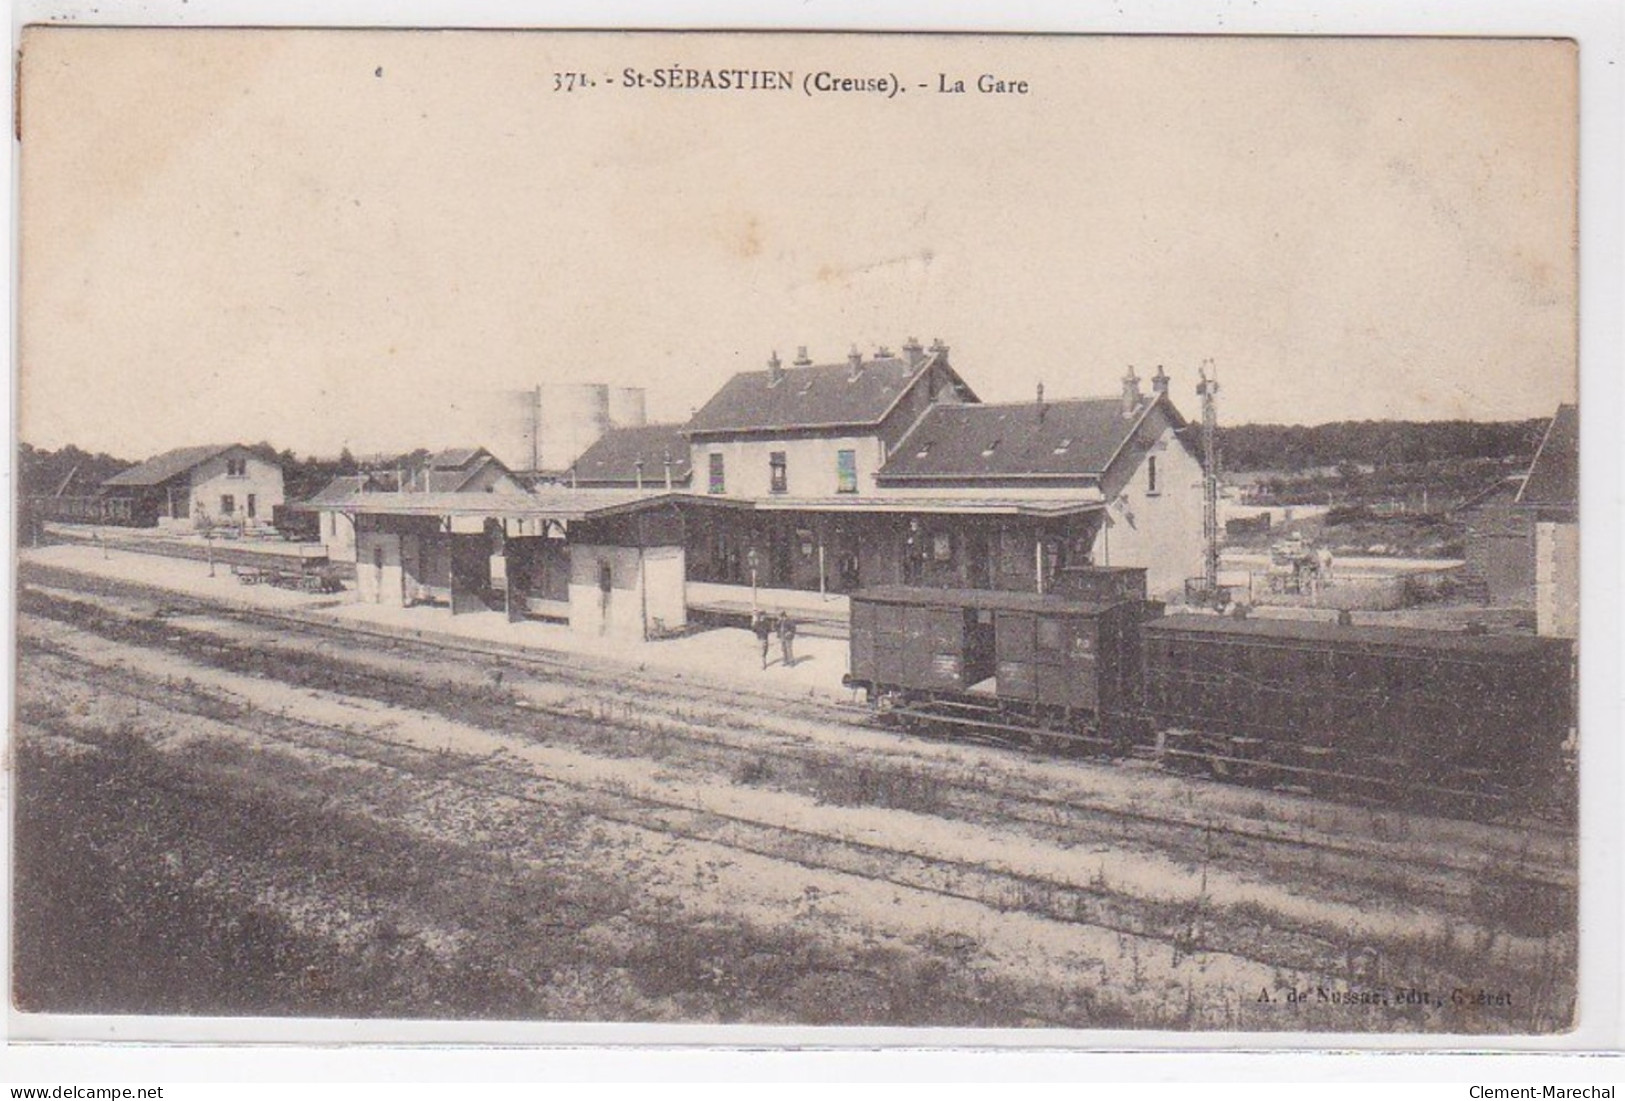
[100, 444, 284, 531]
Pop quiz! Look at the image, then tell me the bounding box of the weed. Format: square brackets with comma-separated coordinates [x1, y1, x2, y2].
[804, 759, 943, 814]
[732, 755, 774, 787]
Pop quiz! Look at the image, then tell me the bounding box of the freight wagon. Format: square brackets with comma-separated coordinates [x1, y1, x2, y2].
[846, 583, 1575, 815]
[847, 585, 1145, 754]
[1142, 614, 1573, 805]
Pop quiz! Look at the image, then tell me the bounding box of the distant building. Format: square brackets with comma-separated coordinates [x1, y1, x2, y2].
[100, 444, 284, 531]
[1457, 476, 1535, 608]
[1518, 404, 1578, 639]
[1456, 403, 1578, 637]
[400, 447, 523, 494]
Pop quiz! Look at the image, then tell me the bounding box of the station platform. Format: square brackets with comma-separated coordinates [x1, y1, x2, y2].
[38, 522, 351, 576]
[685, 581, 851, 639]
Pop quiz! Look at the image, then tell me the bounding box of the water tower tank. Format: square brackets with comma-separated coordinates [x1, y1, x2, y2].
[537, 383, 611, 472]
[474, 389, 541, 473]
[607, 386, 647, 428]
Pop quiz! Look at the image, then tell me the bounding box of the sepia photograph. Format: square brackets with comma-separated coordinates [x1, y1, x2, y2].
[8, 24, 1599, 1046]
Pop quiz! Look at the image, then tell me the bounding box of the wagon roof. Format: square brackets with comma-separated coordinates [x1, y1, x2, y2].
[852, 585, 1124, 616]
[1145, 612, 1569, 657]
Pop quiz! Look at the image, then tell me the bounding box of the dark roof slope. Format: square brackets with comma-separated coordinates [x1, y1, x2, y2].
[686, 353, 941, 434]
[429, 447, 487, 469]
[102, 444, 243, 488]
[305, 474, 371, 506]
[572, 423, 693, 485]
[879, 397, 1172, 480]
[1516, 403, 1577, 508]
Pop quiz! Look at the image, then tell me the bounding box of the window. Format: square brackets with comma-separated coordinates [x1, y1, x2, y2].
[769, 451, 788, 494]
[708, 453, 726, 494]
[1147, 456, 1159, 494]
[246, 494, 257, 519]
[226, 457, 247, 477]
[836, 449, 858, 493]
[220, 494, 235, 515]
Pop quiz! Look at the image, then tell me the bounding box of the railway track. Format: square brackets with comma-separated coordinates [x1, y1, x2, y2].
[21, 637, 1553, 1012]
[16, 567, 1575, 900]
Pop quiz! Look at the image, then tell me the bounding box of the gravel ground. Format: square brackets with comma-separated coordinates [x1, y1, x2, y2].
[12, 566, 1577, 1033]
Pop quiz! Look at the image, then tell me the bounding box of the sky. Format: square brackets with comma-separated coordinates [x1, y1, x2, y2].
[18, 30, 1578, 459]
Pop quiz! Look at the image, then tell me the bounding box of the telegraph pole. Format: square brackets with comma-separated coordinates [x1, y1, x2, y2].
[1198, 360, 1221, 594]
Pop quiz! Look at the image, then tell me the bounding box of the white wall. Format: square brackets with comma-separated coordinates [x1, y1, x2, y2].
[355, 530, 404, 606]
[642, 545, 687, 635]
[321, 509, 357, 562]
[695, 435, 885, 499]
[568, 543, 686, 640]
[190, 452, 284, 528]
[1091, 426, 1207, 601]
[1536, 520, 1579, 639]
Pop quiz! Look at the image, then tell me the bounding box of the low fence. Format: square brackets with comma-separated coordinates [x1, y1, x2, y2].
[25, 495, 138, 526]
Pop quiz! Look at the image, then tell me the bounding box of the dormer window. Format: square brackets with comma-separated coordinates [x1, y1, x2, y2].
[981, 439, 1001, 458]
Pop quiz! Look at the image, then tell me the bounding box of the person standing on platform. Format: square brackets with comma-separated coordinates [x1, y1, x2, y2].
[777, 609, 798, 668]
[752, 609, 774, 669]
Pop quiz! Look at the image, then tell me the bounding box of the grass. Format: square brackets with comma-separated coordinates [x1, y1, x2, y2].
[802, 758, 945, 814]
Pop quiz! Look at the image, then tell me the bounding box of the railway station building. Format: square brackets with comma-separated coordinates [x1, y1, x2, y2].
[304, 339, 1208, 638]
[668, 344, 1205, 603]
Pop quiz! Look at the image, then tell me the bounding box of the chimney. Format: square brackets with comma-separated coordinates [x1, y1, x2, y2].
[1152, 365, 1170, 397]
[793, 345, 813, 367]
[1121, 366, 1142, 417]
[875, 344, 893, 360]
[768, 349, 784, 385]
[848, 344, 863, 381]
[634, 458, 644, 490]
[929, 337, 950, 364]
[1036, 381, 1046, 423]
[663, 452, 673, 491]
[903, 336, 924, 368]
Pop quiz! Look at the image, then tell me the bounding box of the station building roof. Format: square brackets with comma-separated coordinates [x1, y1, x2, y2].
[878, 394, 1184, 482]
[103, 444, 254, 488]
[571, 423, 693, 487]
[685, 347, 975, 435]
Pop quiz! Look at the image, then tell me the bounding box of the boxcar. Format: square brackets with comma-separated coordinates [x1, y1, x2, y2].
[1140, 613, 1575, 805]
[848, 585, 1142, 753]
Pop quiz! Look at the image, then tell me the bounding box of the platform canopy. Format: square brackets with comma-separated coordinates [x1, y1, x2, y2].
[748, 495, 1106, 517]
[297, 487, 699, 521]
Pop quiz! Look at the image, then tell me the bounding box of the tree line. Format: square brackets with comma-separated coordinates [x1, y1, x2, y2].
[1215, 418, 1551, 473]
[21, 415, 1558, 498]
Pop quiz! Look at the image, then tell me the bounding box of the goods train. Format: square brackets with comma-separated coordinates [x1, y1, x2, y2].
[844, 571, 1574, 814]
